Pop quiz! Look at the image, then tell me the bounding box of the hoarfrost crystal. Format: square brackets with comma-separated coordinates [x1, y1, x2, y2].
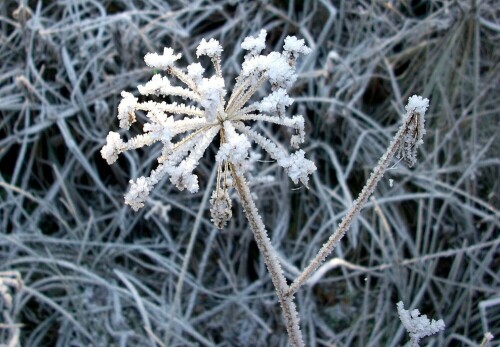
[101, 30, 316, 227]
[397, 301, 445, 347]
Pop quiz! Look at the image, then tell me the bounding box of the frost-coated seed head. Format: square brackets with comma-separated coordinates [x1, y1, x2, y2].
[398, 95, 429, 167]
[210, 190, 232, 229]
[101, 31, 316, 227]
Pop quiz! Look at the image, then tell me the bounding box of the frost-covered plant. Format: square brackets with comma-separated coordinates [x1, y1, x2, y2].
[397, 301, 445, 347]
[101, 30, 315, 224]
[102, 30, 430, 347]
[102, 31, 314, 346]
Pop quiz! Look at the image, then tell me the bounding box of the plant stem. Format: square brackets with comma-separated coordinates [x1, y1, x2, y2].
[287, 114, 415, 297]
[231, 164, 304, 347]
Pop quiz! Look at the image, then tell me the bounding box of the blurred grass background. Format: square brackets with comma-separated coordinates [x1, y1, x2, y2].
[0, 0, 499, 346]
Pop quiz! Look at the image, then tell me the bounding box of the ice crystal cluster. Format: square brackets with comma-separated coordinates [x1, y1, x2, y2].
[397, 301, 445, 347]
[101, 30, 316, 228]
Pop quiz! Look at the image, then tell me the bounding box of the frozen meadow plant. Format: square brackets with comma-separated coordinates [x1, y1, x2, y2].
[397, 301, 445, 347]
[101, 29, 430, 347]
[101, 30, 315, 217]
[102, 30, 314, 346]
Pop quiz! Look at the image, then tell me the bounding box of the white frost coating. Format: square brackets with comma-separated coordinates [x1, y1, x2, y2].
[168, 161, 199, 193]
[235, 113, 305, 148]
[242, 52, 296, 89]
[144, 47, 181, 70]
[210, 189, 232, 229]
[288, 116, 305, 148]
[405, 95, 429, 117]
[117, 91, 137, 129]
[216, 121, 251, 172]
[235, 123, 315, 187]
[102, 31, 315, 231]
[283, 36, 312, 55]
[278, 150, 317, 187]
[398, 95, 429, 167]
[397, 301, 445, 347]
[186, 63, 205, 83]
[143, 118, 174, 144]
[241, 55, 264, 77]
[264, 52, 296, 88]
[241, 29, 267, 54]
[196, 38, 223, 58]
[102, 29, 315, 347]
[101, 131, 125, 164]
[199, 76, 226, 121]
[138, 74, 170, 95]
[138, 74, 199, 100]
[405, 94, 428, 146]
[256, 88, 294, 116]
[168, 126, 220, 192]
[138, 100, 204, 117]
[124, 176, 153, 211]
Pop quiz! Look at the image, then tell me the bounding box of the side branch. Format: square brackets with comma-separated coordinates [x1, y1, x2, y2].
[287, 111, 421, 296]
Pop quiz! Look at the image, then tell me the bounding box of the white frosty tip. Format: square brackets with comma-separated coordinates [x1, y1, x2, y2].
[216, 121, 251, 173]
[187, 63, 205, 83]
[144, 47, 182, 70]
[398, 95, 428, 167]
[256, 88, 294, 116]
[405, 95, 429, 116]
[241, 29, 267, 54]
[278, 150, 317, 187]
[397, 301, 445, 347]
[199, 76, 226, 121]
[268, 54, 296, 88]
[196, 38, 223, 58]
[284, 36, 312, 55]
[117, 91, 137, 130]
[101, 131, 124, 164]
[125, 177, 152, 211]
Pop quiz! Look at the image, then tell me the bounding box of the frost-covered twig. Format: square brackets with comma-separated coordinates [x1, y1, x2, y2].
[287, 95, 429, 296]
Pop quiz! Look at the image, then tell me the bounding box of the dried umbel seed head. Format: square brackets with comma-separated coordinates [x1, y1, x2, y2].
[398, 95, 428, 167]
[101, 30, 316, 228]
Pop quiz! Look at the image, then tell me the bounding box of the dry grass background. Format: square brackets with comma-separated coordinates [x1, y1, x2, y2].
[0, 0, 499, 346]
